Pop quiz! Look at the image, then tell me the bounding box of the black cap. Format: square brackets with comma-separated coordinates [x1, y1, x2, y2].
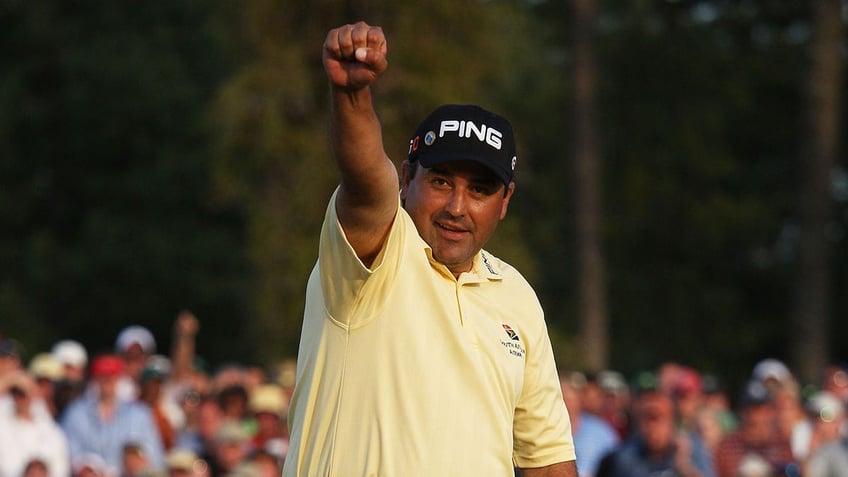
[408, 104, 517, 187]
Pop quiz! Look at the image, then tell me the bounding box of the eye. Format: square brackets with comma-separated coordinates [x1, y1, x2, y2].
[430, 177, 449, 187]
[470, 183, 497, 196]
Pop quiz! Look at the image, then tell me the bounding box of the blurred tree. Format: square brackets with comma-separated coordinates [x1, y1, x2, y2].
[2, 0, 845, 385]
[522, 0, 847, 385]
[791, 0, 844, 384]
[571, 0, 610, 372]
[596, 0, 813, 380]
[0, 0, 250, 362]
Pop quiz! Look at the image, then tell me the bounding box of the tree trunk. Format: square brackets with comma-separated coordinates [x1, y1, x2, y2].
[791, 0, 844, 384]
[572, 0, 608, 372]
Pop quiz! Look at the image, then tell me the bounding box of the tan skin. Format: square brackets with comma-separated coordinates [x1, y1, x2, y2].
[401, 161, 514, 275]
[324, 21, 576, 476]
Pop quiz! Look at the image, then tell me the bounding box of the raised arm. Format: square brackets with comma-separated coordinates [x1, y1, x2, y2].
[323, 22, 399, 266]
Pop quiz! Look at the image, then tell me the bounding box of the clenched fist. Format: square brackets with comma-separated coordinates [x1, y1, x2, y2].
[323, 21, 388, 91]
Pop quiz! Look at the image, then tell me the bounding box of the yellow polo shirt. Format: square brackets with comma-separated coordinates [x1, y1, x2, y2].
[283, 190, 574, 476]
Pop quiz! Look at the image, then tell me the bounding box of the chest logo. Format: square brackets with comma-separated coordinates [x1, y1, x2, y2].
[502, 324, 520, 341]
[500, 324, 525, 359]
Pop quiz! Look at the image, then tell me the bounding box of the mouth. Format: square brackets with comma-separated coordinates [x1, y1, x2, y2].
[436, 221, 469, 239]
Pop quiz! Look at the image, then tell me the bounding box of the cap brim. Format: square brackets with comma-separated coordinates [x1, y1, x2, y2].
[417, 153, 511, 187]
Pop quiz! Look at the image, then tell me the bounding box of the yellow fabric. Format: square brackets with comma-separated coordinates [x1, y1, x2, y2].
[283, 190, 575, 477]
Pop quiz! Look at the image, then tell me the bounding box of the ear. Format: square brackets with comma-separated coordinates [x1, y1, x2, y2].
[400, 161, 413, 201]
[499, 182, 515, 220]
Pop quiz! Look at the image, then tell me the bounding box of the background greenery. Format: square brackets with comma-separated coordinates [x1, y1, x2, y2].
[2, 0, 845, 393]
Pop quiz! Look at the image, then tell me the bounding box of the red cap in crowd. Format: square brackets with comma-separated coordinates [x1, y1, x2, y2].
[89, 354, 125, 378]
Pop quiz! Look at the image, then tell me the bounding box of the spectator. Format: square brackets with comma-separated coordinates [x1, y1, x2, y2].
[596, 381, 716, 477]
[217, 384, 249, 423]
[751, 359, 794, 396]
[163, 311, 210, 440]
[794, 391, 846, 471]
[700, 374, 738, 434]
[806, 435, 848, 477]
[22, 459, 50, 477]
[771, 377, 806, 444]
[52, 340, 89, 382]
[0, 370, 70, 477]
[597, 369, 633, 438]
[28, 353, 64, 417]
[249, 449, 282, 477]
[693, 406, 727, 456]
[581, 372, 606, 418]
[713, 380, 794, 477]
[115, 325, 157, 402]
[208, 419, 250, 476]
[72, 454, 109, 477]
[0, 338, 22, 377]
[560, 372, 620, 477]
[51, 339, 90, 419]
[659, 363, 705, 432]
[121, 443, 151, 477]
[821, 362, 848, 405]
[61, 354, 166, 475]
[166, 448, 208, 477]
[139, 358, 178, 450]
[177, 394, 223, 463]
[248, 384, 288, 455]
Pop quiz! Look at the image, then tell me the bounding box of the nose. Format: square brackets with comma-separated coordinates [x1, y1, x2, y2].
[444, 189, 466, 218]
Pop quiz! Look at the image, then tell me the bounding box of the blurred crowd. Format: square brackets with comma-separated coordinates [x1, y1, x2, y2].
[0, 312, 293, 477]
[561, 360, 848, 477]
[3, 313, 848, 477]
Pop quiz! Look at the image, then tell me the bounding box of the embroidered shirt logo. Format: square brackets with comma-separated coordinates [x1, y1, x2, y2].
[502, 324, 520, 341]
[481, 252, 497, 275]
[500, 324, 525, 359]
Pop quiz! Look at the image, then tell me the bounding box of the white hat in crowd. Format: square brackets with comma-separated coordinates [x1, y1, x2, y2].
[806, 391, 845, 421]
[115, 325, 156, 354]
[250, 384, 288, 418]
[751, 358, 792, 385]
[166, 448, 200, 471]
[51, 340, 88, 368]
[28, 353, 64, 381]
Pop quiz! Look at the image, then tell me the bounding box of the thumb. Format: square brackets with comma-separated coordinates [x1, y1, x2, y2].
[355, 47, 388, 75]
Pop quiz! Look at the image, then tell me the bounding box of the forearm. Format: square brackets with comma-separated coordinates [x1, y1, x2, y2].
[329, 84, 399, 263]
[170, 330, 194, 381]
[330, 85, 395, 198]
[520, 460, 577, 477]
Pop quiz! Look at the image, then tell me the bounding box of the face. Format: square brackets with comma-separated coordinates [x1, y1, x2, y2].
[96, 375, 119, 401]
[741, 404, 776, 445]
[637, 393, 676, 452]
[401, 160, 514, 276]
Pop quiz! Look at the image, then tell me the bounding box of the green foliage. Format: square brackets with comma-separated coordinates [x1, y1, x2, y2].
[2, 0, 844, 384]
[0, 0, 250, 363]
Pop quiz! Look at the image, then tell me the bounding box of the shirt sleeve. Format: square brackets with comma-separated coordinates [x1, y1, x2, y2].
[130, 404, 166, 470]
[318, 189, 407, 328]
[512, 318, 576, 468]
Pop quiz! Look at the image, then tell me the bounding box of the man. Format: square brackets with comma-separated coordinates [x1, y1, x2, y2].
[0, 370, 69, 477]
[560, 372, 620, 477]
[596, 385, 715, 477]
[61, 354, 166, 475]
[801, 391, 847, 476]
[247, 384, 288, 454]
[713, 380, 793, 477]
[282, 21, 576, 476]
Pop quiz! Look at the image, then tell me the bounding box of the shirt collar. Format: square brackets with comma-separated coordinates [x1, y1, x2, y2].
[424, 248, 503, 283]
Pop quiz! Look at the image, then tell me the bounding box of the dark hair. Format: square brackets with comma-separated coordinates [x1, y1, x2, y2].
[404, 159, 509, 196]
